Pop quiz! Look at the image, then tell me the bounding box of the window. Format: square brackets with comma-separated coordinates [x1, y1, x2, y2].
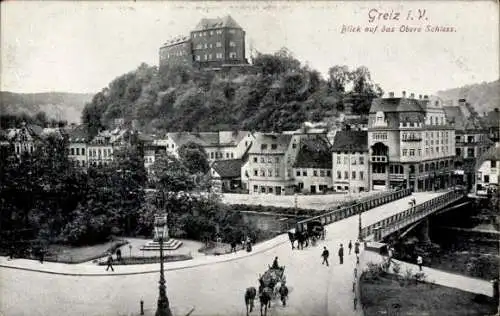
[268, 187, 273, 194]
[195, 55, 201, 61]
[204, 54, 208, 60]
[409, 149, 415, 156]
[275, 157, 280, 163]
[261, 144, 268, 150]
[229, 41, 236, 47]
[292, 143, 297, 149]
[351, 156, 357, 165]
[402, 149, 408, 156]
[216, 30, 222, 35]
[313, 170, 318, 176]
[254, 185, 258, 192]
[82, 148, 85, 156]
[76, 148, 80, 155]
[254, 169, 258, 176]
[337, 171, 341, 179]
[260, 157, 265, 163]
[360, 171, 364, 180]
[229, 52, 237, 59]
[261, 187, 266, 193]
[302, 170, 307, 176]
[209, 30, 214, 35]
[418, 149, 421, 156]
[208, 54, 212, 60]
[492, 160, 497, 168]
[484, 175, 490, 183]
[271, 144, 277, 150]
[196, 44, 203, 49]
[320, 170, 325, 177]
[296, 170, 301, 176]
[260, 169, 265, 176]
[327, 170, 331, 177]
[337, 155, 341, 164]
[71, 148, 75, 155]
[226, 153, 230, 158]
[268, 169, 273, 177]
[216, 42, 222, 47]
[344, 171, 348, 179]
[231, 153, 234, 158]
[216, 53, 223, 59]
[352, 171, 356, 179]
[267, 157, 273, 163]
[359, 156, 364, 165]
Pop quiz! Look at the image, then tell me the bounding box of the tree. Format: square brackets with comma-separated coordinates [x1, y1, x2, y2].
[178, 141, 210, 175]
[150, 152, 195, 192]
[328, 65, 351, 93]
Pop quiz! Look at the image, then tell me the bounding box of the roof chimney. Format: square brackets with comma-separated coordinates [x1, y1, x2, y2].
[388, 92, 395, 98]
[410, 93, 415, 99]
[402, 91, 406, 98]
[419, 94, 422, 99]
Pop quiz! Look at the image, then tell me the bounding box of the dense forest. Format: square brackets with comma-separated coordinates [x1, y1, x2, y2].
[82, 48, 383, 138]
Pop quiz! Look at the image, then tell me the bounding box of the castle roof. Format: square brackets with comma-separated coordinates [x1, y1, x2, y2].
[193, 15, 242, 31]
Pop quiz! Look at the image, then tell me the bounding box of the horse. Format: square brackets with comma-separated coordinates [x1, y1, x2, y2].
[288, 229, 297, 250]
[278, 283, 289, 306]
[244, 287, 257, 315]
[259, 287, 273, 316]
[288, 229, 310, 250]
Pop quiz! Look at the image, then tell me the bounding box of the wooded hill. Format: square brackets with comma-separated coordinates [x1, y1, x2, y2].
[437, 80, 499, 115]
[82, 48, 383, 138]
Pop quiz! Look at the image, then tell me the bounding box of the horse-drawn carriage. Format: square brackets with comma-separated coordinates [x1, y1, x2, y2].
[288, 220, 325, 249]
[244, 265, 287, 316]
[259, 265, 285, 294]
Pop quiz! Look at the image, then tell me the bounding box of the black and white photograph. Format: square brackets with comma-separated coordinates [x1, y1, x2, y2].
[0, 1, 499, 315]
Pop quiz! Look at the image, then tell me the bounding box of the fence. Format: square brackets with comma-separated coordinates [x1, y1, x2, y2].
[295, 189, 412, 232]
[361, 190, 464, 241]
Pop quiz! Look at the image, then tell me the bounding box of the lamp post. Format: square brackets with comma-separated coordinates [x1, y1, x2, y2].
[358, 212, 363, 242]
[154, 213, 172, 316]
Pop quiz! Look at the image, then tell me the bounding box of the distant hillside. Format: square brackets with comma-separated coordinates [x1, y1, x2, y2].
[0, 91, 94, 124]
[437, 80, 500, 115]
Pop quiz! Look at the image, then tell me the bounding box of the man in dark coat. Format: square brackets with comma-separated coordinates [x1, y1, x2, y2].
[348, 240, 353, 254]
[321, 246, 330, 266]
[338, 244, 344, 264]
[106, 253, 114, 272]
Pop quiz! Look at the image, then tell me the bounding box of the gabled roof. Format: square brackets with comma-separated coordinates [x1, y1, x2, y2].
[211, 159, 243, 178]
[443, 106, 466, 130]
[484, 109, 500, 129]
[331, 131, 368, 152]
[293, 137, 332, 169]
[370, 98, 425, 113]
[168, 131, 249, 147]
[476, 144, 500, 169]
[248, 133, 293, 154]
[193, 15, 242, 31]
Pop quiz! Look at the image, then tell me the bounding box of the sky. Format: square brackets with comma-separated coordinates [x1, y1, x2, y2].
[1, 1, 498, 96]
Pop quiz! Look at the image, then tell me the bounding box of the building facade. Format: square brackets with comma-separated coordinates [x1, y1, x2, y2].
[159, 37, 192, 68]
[331, 131, 370, 193]
[474, 143, 500, 197]
[159, 15, 247, 69]
[368, 92, 456, 192]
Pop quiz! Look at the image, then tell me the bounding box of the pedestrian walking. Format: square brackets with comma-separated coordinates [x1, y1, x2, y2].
[338, 244, 344, 264]
[116, 248, 122, 261]
[39, 249, 44, 264]
[348, 240, 352, 255]
[354, 240, 360, 256]
[356, 255, 360, 265]
[321, 246, 330, 266]
[8, 245, 15, 260]
[230, 241, 237, 253]
[417, 255, 423, 271]
[106, 253, 114, 272]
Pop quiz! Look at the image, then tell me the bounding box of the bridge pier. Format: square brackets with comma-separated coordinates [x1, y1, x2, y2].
[418, 218, 431, 244]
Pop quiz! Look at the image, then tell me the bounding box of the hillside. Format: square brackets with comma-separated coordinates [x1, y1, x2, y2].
[81, 49, 382, 138]
[437, 80, 500, 115]
[0, 91, 94, 124]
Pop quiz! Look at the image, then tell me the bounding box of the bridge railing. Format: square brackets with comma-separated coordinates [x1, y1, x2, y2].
[295, 189, 412, 232]
[361, 190, 464, 241]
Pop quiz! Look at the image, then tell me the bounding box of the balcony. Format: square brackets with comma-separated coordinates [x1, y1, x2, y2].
[402, 137, 422, 142]
[371, 155, 388, 163]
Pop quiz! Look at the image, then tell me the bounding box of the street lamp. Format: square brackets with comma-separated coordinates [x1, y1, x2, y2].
[358, 212, 363, 242]
[154, 213, 172, 316]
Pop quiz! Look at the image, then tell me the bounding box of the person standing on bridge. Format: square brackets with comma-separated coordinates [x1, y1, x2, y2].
[417, 255, 423, 271]
[338, 244, 344, 264]
[321, 246, 330, 266]
[348, 240, 353, 254]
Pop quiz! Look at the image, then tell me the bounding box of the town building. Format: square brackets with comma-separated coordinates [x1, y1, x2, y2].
[210, 159, 244, 193]
[331, 131, 370, 193]
[293, 136, 333, 194]
[483, 108, 499, 142]
[159, 15, 247, 69]
[443, 99, 492, 189]
[368, 92, 456, 192]
[474, 142, 500, 197]
[9, 122, 42, 156]
[66, 125, 88, 168]
[87, 131, 115, 167]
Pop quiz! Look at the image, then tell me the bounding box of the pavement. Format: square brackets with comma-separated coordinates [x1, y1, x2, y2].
[1, 191, 466, 316]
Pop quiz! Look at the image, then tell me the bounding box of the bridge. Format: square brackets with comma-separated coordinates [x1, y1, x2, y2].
[2, 189, 490, 316]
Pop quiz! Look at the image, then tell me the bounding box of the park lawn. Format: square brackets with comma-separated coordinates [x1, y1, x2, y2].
[360, 274, 497, 316]
[45, 239, 128, 263]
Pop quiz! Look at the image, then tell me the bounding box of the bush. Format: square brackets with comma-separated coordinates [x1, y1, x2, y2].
[363, 262, 386, 282]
